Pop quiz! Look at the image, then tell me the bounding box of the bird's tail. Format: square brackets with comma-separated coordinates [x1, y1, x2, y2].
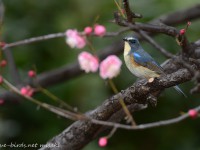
[173, 85, 187, 98]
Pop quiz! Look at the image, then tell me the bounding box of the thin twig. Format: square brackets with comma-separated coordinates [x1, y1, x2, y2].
[89, 106, 200, 130]
[3, 32, 66, 49]
[108, 79, 136, 126]
[3, 78, 85, 121]
[138, 30, 174, 58]
[39, 86, 77, 112]
[114, 0, 126, 18]
[2, 29, 129, 50]
[106, 126, 118, 138]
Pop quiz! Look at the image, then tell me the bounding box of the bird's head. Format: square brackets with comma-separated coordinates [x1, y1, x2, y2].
[123, 37, 140, 54]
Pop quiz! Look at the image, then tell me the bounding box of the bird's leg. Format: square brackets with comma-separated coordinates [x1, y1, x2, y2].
[147, 94, 158, 107]
[140, 78, 149, 85]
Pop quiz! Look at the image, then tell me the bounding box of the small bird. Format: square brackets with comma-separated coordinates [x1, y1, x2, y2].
[123, 36, 186, 97]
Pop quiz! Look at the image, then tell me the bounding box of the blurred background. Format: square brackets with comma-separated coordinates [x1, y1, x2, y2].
[0, 0, 200, 150]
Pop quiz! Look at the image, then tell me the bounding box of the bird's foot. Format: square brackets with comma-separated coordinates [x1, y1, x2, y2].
[147, 94, 157, 107]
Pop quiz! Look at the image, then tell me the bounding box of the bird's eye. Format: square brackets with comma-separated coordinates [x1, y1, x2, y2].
[130, 40, 136, 44]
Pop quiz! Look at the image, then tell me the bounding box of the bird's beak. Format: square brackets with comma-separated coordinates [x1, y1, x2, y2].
[123, 38, 128, 42]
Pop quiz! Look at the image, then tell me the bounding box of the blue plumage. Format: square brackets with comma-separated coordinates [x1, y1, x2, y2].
[133, 52, 141, 58]
[123, 36, 186, 97]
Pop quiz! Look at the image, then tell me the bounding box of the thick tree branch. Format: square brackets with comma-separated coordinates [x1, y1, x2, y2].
[151, 4, 200, 25]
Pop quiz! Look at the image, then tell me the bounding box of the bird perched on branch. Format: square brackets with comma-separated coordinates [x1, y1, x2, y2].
[123, 36, 186, 97]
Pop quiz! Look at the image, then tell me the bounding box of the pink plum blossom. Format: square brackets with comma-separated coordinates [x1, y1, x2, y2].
[0, 59, 7, 67]
[188, 109, 198, 119]
[66, 29, 86, 49]
[179, 29, 185, 35]
[20, 86, 34, 97]
[99, 55, 122, 79]
[0, 75, 3, 84]
[94, 24, 106, 37]
[98, 137, 108, 147]
[0, 99, 4, 105]
[0, 42, 6, 48]
[84, 26, 93, 35]
[28, 70, 36, 78]
[187, 21, 191, 26]
[78, 51, 99, 73]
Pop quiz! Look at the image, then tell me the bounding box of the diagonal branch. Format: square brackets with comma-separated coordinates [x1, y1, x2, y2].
[2, 32, 65, 50]
[89, 105, 200, 130]
[151, 4, 200, 25]
[138, 30, 174, 58]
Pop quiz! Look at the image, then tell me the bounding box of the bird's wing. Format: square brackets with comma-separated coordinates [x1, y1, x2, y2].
[133, 49, 164, 74]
